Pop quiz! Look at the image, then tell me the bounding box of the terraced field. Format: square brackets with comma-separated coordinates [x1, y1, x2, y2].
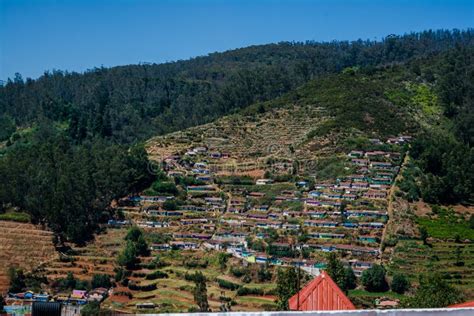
[147, 105, 333, 164]
[102, 249, 278, 313]
[0, 221, 57, 294]
[387, 240, 474, 298]
[43, 228, 127, 282]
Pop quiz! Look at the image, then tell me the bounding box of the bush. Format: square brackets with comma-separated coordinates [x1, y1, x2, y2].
[152, 181, 178, 195]
[230, 267, 247, 278]
[402, 274, 463, 308]
[128, 282, 157, 291]
[216, 278, 240, 290]
[0, 212, 30, 223]
[185, 272, 206, 282]
[236, 286, 264, 296]
[391, 273, 410, 294]
[184, 259, 208, 269]
[145, 270, 169, 280]
[91, 274, 112, 289]
[361, 264, 389, 292]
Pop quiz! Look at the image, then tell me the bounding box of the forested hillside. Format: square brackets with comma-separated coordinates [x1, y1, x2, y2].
[1, 29, 473, 143]
[0, 29, 473, 244]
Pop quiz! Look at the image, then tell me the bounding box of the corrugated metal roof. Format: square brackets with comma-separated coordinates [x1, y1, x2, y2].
[288, 271, 355, 311]
[449, 300, 474, 308]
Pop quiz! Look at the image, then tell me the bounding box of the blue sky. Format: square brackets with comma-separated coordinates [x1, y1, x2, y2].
[1, 0, 473, 80]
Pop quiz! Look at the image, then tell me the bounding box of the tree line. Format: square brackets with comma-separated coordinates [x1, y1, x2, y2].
[0, 123, 153, 244]
[1, 30, 472, 145]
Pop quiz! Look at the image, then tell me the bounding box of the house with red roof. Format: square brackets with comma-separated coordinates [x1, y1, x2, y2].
[288, 271, 355, 311]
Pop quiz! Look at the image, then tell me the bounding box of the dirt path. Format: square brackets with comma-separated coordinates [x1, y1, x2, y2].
[379, 152, 410, 262]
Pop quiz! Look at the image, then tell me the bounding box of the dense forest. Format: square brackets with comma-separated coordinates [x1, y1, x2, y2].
[1, 29, 473, 144]
[0, 123, 153, 243]
[408, 45, 474, 204]
[0, 29, 473, 243]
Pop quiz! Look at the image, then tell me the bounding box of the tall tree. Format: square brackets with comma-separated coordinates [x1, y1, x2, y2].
[361, 264, 389, 292]
[276, 267, 299, 310]
[192, 272, 209, 312]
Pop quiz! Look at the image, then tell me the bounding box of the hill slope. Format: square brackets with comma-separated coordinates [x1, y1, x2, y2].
[147, 63, 434, 171]
[1, 29, 472, 144]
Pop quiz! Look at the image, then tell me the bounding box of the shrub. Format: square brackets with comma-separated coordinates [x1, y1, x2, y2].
[91, 274, 112, 289]
[128, 282, 157, 291]
[0, 212, 30, 223]
[391, 273, 410, 294]
[361, 264, 389, 292]
[184, 259, 208, 269]
[230, 267, 247, 278]
[236, 286, 264, 296]
[216, 278, 240, 290]
[145, 270, 169, 280]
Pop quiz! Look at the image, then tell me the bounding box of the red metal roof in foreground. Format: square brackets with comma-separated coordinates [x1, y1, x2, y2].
[288, 271, 356, 311]
[449, 300, 474, 308]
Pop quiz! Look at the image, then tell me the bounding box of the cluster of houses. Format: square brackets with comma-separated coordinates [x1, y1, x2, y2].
[111, 137, 408, 277]
[5, 288, 109, 306]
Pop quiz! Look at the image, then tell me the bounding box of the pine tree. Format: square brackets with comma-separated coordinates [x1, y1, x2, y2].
[326, 253, 347, 291]
[192, 272, 209, 312]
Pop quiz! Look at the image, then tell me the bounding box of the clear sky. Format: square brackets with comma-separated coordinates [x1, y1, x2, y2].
[1, 0, 473, 80]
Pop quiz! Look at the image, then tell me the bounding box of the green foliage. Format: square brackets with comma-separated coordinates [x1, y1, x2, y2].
[135, 235, 150, 256]
[257, 264, 273, 282]
[391, 273, 410, 294]
[0, 114, 16, 141]
[8, 268, 26, 293]
[145, 270, 169, 280]
[162, 199, 178, 210]
[314, 157, 353, 180]
[124, 226, 143, 242]
[117, 240, 138, 270]
[276, 267, 299, 310]
[237, 286, 264, 296]
[192, 272, 209, 312]
[402, 274, 463, 308]
[151, 181, 178, 195]
[397, 161, 421, 202]
[3, 31, 469, 145]
[146, 255, 169, 269]
[361, 264, 389, 292]
[55, 272, 90, 291]
[147, 232, 172, 244]
[344, 267, 357, 291]
[124, 226, 149, 256]
[411, 134, 474, 204]
[80, 301, 104, 316]
[0, 211, 30, 223]
[91, 274, 112, 289]
[325, 253, 347, 291]
[0, 127, 152, 244]
[325, 253, 356, 292]
[216, 278, 240, 290]
[419, 226, 429, 245]
[217, 253, 231, 270]
[417, 208, 474, 240]
[128, 282, 157, 291]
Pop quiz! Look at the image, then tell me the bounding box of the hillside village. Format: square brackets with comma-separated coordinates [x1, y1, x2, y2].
[123, 135, 411, 271]
[1, 26, 473, 315]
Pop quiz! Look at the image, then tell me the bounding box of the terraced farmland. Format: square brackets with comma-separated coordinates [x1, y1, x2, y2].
[43, 228, 127, 282]
[387, 240, 474, 298]
[0, 221, 57, 294]
[102, 249, 279, 313]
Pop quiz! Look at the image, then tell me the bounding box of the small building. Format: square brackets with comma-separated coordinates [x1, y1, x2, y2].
[288, 271, 355, 311]
[256, 178, 274, 185]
